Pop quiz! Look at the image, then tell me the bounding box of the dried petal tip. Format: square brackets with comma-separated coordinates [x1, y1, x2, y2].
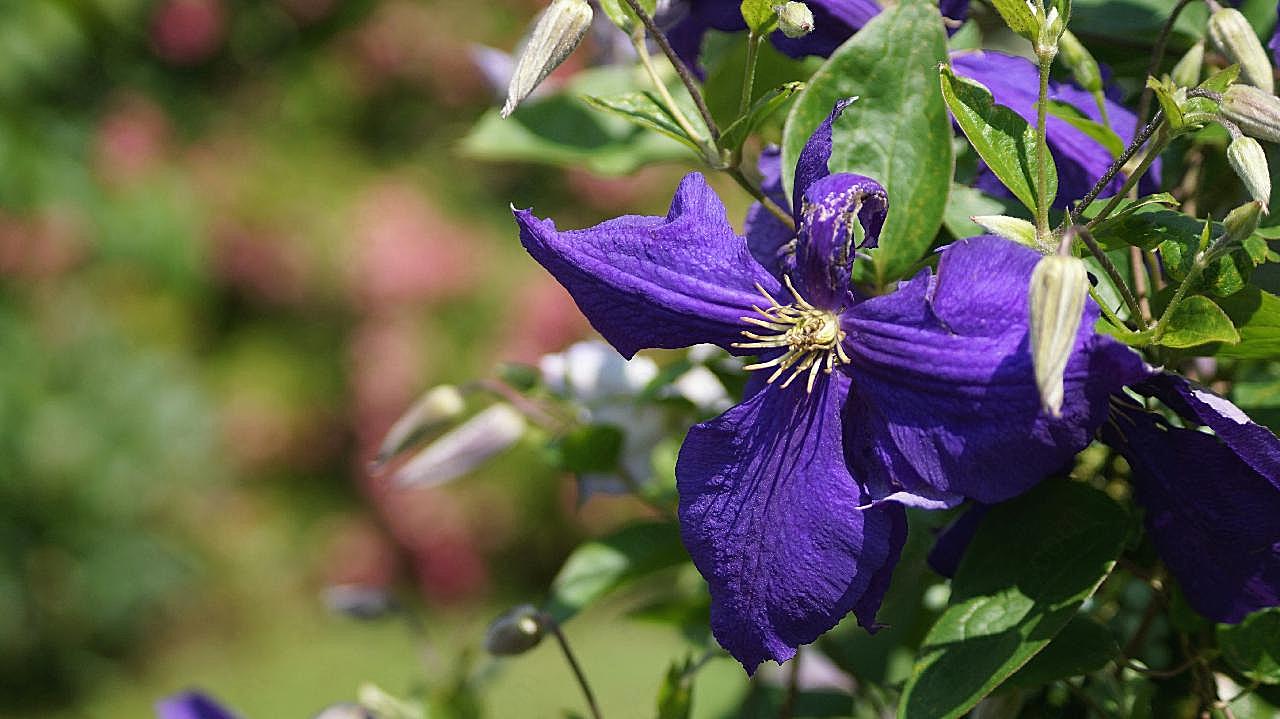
[1208, 8, 1273, 93]
[484, 604, 546, 656]
[774, 2, 815, 38]
[501, 0, 592, 118]
[1221, 84, 1280, 144]
[1227, 136, 1271, 212]
[1028, 254, 1089, 417]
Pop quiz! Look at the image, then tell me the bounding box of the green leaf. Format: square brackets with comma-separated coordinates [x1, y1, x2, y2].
[720, 81, 805, 152]
[988, 0, 1039, 39]
[899, 481, 1128, 719]
[939, 65, 1055, 217]
[1156, 295, 1241, 349]
[1218, 608, 1280, 685]
[942, 184, 1023, 240]
[782, 0, 952, 286]
[1214, 288, 1280, 359]
[553, 424, 624, 474]
[739, 0, 777, 34]
[656, 655, 696, 719]
[544, 521, 687, 623]
[1046, 99, 1126, 158]
[1007, 615, 1119, 688]
[581, 91, 705, 153]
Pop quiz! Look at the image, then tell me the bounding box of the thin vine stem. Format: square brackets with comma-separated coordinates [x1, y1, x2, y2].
[1072, 226, 1147, 325]
[1066, 111, 1164, 227]
[544, 617, 604, 719]
[739, 34, 761, 117]
[1085, 134, 1167, 229]
[630, 31, 707, 150]
[618, 0, 721, 142]
[728, 167, 796, 231]
[1035, 53, 1053, 242]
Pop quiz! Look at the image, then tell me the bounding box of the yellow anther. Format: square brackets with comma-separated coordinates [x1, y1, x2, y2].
[731, 277, 848, 392]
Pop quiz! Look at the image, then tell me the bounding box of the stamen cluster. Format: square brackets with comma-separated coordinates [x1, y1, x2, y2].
[732, 276, 850, 392]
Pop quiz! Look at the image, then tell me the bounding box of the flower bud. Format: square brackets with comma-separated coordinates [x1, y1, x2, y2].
[1222, 200, 1263, 247]
[1028, 254, 1089, 417]
[375, 384, 467, 466]
[502, 0, 592, 118]
[774, 2, 814, 38]
[1170, 41, 1204, 88]
[484, 604, 546, 656]
[313, 704, 375, 719]
[1227, 136, 1271, 211]
[971, 215, 1038, 249]
[1208, 7, 1273, 93]
[392, 403, 527, 487]
[1221, 84, 1280, 144]
[1058, 30, 1101, 93]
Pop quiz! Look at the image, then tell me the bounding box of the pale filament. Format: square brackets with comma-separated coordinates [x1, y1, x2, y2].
[731, 276, 850, 392]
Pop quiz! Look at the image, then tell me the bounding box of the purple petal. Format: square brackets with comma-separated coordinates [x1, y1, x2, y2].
[841, 235, 1146, 506]
[770, 0, 880, 58]
[744, 146, 796, 279]
[939, 0, 970, 25]
[155, 692, 240, 719]
[663, 0, 748, 74]
[793, 97, 856, 218]
[950, 50, 1160, 208]
[925, 503, 989, 578]
[676, 373, 906, 673]
[793, 173, 888, 309]
[515, 172, 780, 358]
[1272, 3, 1280, 66]
[1103, 395, 1280, 624]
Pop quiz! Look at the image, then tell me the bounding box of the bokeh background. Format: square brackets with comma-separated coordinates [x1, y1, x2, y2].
[0, 1, 763, 716]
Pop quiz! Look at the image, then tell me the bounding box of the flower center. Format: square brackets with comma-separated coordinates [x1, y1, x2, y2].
[732, 276, 850, 392]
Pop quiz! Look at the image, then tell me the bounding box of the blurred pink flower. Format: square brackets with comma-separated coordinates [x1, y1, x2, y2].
[500, 275, 589, 363]
[93, 94, 172, 186]
[151, 0, 226, 65]
[210, 222, 310, 306]
[349, 180, 478, 310]
[277, 0, 337, 25]
[0, 208, 87, 279]
[345, 0, 489, 104]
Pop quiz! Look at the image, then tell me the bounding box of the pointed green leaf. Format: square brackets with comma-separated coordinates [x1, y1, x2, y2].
[782, 1, 952, 285]
[1007, 615, 1119, 687]
[1218, 608, 1280, 685]
[1213, 287, 1280, 359]
[1046, 99, 1125, 158]
[740, 0, 778, 34]
[1156, 295, 1241, 348]
[720, 81, 805, 152]
[940, 65, 1056, 217]
[581, 91, 705, 152]
[899, 481, 1128, 719]
[545, 521, 687, 623]
[989, 0, 1039, 40]
[597, 0, 655, 32]
[656, 655, 696, 719]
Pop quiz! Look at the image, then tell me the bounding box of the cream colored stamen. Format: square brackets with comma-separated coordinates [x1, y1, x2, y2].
[732, 276, 849, 392]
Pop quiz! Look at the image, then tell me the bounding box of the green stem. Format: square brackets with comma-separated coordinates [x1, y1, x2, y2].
[1151, 253, 1207, 342]
[1065, 112, 1164, 228]
[618, 0, 721, 142]
[1035, 53, 1053, 242]
[1085, 134, 1167, 229]
[729, 167, 796, 231]
[631, 31, 708, 152]
[543, 617, 604, 719]
[1090, 286, 1128, 330]
[739, 33, 762, 118]
[1073, 226, 1147, 325]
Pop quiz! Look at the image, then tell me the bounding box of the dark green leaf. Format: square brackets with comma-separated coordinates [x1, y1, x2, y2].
[1214, 287, 1280, 359]
[720, 81, 805, 152]
[939, 65, 1054, 216]
[1156, 295, 1241, 349]
[988, 0, 1039, 39]
[1007, 615, 1119, 687]
[581, 92, 704, 153]
[656, 655, 696, 719]
[942, 184, 1024, 241]
[553, 424, 624, 474]
[1047, 99, 1126, 158]
[782, 0, 952, 286]
[1218, 607, 1280, 684]
[545, 521, 687, 623]
[1093, 208, 1201, 253]
[899, 481, 1128, 719]
[739, 0, 777, 34]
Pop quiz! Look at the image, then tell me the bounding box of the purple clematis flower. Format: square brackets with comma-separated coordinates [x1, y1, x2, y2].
[950, 50, 1161, 209]
[1103, 373, 1280, 623]
[513, 100, 1142, 671]
[664, 0, 969, 71]
[156, 692, 240, 719]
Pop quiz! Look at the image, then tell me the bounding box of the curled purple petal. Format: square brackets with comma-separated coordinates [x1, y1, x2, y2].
[841, 236, 1146, 506]
[793, 97, 856, 217]
[676, 373, 906, 673]
[155, 692, 240, 719]
[515, 172, 780, 358]
[794, 173, 888, 309]
[1103, 390, 1280, 623]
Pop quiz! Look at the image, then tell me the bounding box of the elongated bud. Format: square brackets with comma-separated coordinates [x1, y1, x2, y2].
[1222, 200, 1263, 247]
[1170, 41, 1204, 88]
[1028, 254, 1089, 417]
[375, 385, 467, 466]
[1059, 31, 1101, 93]
[392, 403, 526, 487]
[971, 215, 1038, 249]
[1227, 136, 1271, 211]
[484, 604, 546, 656]
[1208, 8, 1273, 93]
[502, 0, 592, 118]
[1221, 84, 1280, 143]
[774, 2, 814, 38]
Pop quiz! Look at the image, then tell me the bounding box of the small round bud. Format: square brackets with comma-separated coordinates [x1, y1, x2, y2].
[774, 2, 814, 38]
[1222, 200, 1263, 247]
[484, 604, 546, 656]
[1028, 254, 1089, 417]
[1208, 7, 1273, 93]
[1227, 136, 1271, 212]
[1221, 84, 1280, 144]
[1170, 41, 1204, 88]
[1059, 31, 1101, 93]
[502, 0, 593, 118]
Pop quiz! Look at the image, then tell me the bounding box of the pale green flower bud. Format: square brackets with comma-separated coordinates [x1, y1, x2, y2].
[1170, 41, 1204, 88]
[1227, 136, 1271, 211]
[1059, 31, 1101, 93]
[392, 403, 527, 487]
[1222, 200, 1263, 247]
[1208, 7, 1274, 93]
[484, 604, 546, 656]
[1028, 254, 1089, 417]
[970, 215, 1038, 249]
[1221, 84, 1280, 144]
[375, 384, 467, 466]
[774, 1, 815, 38]
[502, 0, 593, 118]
